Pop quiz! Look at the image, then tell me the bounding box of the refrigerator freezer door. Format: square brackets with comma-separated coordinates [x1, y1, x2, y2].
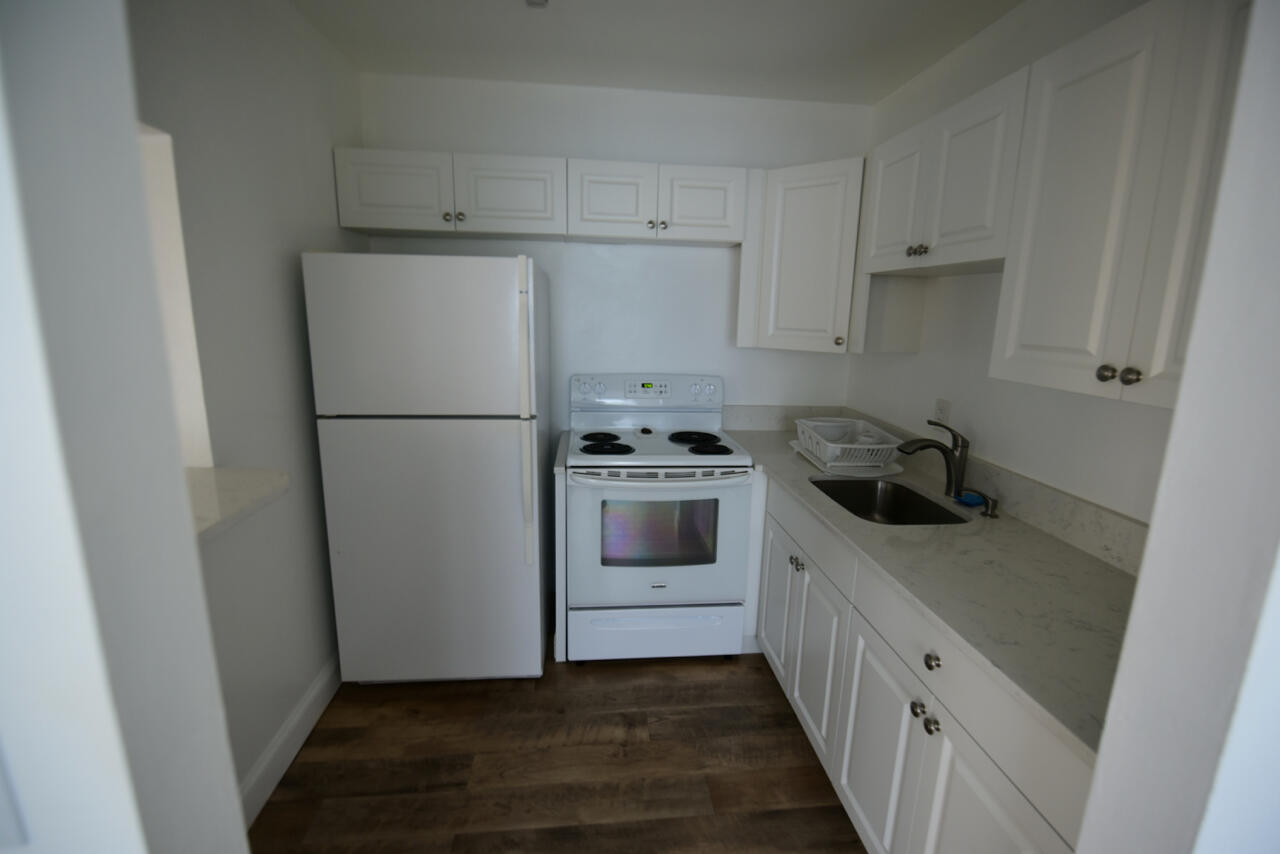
[303, 253, 534, 416]
[317, 418, 544, 681]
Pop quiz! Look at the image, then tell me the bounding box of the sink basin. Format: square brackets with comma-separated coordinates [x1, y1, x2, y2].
[810, 478, 968, 525]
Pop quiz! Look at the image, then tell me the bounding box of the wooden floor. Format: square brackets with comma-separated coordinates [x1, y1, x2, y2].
[249, 654, 866, 853]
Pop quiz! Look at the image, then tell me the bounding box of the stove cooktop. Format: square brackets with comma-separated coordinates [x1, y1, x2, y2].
[565, 429, 753, 468]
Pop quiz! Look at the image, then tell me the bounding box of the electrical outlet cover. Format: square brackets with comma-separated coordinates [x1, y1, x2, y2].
[933, 398, 952, 423]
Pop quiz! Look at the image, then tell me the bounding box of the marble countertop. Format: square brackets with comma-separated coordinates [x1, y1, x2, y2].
[731, 430, 1136, 753]
[186, 467, 290, 540]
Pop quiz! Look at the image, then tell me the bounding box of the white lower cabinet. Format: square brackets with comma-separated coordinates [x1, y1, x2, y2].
[760, 501, 1078, 853]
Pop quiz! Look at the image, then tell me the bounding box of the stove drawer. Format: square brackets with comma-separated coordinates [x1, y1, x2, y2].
[568, 605, 744, 661]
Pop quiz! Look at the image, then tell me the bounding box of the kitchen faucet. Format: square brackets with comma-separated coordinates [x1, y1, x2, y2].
[896, 420, 999, 518]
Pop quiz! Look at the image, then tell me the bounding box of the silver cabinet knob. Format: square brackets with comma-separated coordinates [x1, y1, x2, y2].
[906, 245, 916, 257]
[923, 652, 941, 671]
[659, 220, 669, 230]
[922, 716, 941, 735]
[918, 244, 929, 255]
[646, 220, 656, 229]
[455, 212, 466, 223]
[1096, 364, 1118, 382]
[442, 211, 453, 223]
[797, 560, 806, 572]
[788, 555, 797, 568]
[834, 336, 845, 346]
[1119, 366, 1144, 385]
[910, 700, 927, 718]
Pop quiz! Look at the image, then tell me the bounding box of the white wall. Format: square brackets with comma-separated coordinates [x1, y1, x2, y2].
[0, 1, 246, 850]
[872, 0, 1144, 143]
[362, 73, 874, 167]
[126, 0, 364, 818]
[1078, 2, 1280, 845]
[362, 75, 873, 421]
[848, 275, 1171, 520]
[369, 237, 851, 428]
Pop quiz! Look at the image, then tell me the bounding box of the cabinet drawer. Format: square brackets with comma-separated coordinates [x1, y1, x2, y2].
[853, 564, 1093, 848]
[767, 482, 857, 599]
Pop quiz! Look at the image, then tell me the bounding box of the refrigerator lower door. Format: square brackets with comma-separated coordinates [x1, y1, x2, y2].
[317, 418, 543, 681]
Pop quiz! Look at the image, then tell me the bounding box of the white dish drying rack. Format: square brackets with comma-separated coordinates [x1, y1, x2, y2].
[790, 440, 903, 477]
[796, 417, 902, 467]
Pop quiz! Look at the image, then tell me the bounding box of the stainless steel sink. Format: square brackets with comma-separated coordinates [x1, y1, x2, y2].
[810, 478, 968, 525]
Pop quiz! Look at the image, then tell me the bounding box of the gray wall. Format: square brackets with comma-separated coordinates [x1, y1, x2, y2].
[126, 0, 364, 809]
[0, 1, 246, 850]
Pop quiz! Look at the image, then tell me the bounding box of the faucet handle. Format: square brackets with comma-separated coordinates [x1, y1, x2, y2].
[926, 420, 970, 451]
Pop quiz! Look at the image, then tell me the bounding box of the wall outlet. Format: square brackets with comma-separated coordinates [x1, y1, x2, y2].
[933, 398, 952, 424]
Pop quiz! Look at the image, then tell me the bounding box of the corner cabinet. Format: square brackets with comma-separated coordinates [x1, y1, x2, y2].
[989, 0, 1246, 407]
[334, 147, 567, 235]
[567, 159, 746, 242]
[760, 482, 1087, 853]
[737, 158, 865, 354]
[862, 67, 1028, 274]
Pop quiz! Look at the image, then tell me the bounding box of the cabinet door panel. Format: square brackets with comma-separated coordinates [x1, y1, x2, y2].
[910, 705, 1070, 854]
[657, 164, 746, 242]
[758, 518, 799, 682]
[755, 158, 864, 353]
[925, 68, 1028, 265]
[834, 608, 928, 854]
[567, 159, 658, 239]
[990, 2, 1178, 396]
[863, 132, 927, 273]
[334, 148, 454, 232]
[453, 154, 567, 235]
[790, 563, 847, 765]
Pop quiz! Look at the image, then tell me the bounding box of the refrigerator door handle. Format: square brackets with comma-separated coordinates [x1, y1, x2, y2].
[521, 419, 536, 565]
[517, 259, 532, 419]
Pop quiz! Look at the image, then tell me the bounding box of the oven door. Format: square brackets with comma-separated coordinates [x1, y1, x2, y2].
[566, 470, 752, 607]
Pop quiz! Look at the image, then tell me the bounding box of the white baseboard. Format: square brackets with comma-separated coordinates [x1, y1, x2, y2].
[238, 657, 339, 824]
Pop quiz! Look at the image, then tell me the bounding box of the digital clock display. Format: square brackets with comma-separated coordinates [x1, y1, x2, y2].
[641, 382, 653, 388]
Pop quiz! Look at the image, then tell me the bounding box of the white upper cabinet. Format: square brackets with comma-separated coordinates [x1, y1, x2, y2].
[990, 0, 1242, 406]
[334, 148, 566, 236]
[749, 158, 865, 353]
[452, 153, 567, 235]
[568, 160, 746, 242]
[862, 68, 1028, 274]
[334, 147, 455, 233]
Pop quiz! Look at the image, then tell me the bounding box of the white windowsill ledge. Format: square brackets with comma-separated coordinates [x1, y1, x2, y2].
[186, 467, 290, 540]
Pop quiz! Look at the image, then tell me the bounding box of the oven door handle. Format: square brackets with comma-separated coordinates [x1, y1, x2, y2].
[569, 472, 751, 488]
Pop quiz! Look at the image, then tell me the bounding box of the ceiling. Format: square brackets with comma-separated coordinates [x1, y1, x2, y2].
[290, 0, 1023, 105]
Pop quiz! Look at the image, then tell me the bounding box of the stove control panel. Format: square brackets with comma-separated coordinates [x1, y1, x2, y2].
[570, 374, 724, 408]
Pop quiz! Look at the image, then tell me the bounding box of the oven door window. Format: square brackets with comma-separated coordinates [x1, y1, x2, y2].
[600, 498, 718, 567]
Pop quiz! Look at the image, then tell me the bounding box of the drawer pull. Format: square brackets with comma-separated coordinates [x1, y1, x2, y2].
[910, 700, 927, 718]
[923, 652, 942, 671]
[922, 716, 941, 736]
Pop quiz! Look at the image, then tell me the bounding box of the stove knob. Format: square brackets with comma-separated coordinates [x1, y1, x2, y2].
[704, 383, 716, 396]
[690, 383, 702, 395]
[578, 382, 592, 395]
[594, 382, 607, 394]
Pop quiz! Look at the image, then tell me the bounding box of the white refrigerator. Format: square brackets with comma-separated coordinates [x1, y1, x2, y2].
[302, 252, 549, 681]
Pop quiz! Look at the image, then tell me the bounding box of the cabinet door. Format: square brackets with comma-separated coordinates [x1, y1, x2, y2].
[452, 153, 567, 235]
[334, 147, 454, 232]
[754, 158, 864, 353]
[832, 607, 929, 854]
[567, 159, 659, 239]
[789, 560, 848, 768]
[1121, 0, 1247, 408]
[758, 517, 801, 683]
[863, 128, 929, 274]
[656, 164, 747, 243]
[907, 703, 1071, 854]
[989, 2, 1181, 397]
[921, 67, 1028, 268]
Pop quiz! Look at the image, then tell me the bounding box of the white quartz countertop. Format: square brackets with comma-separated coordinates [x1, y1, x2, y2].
[186, 467, 290, 540]
[731, 430, 1135, 753]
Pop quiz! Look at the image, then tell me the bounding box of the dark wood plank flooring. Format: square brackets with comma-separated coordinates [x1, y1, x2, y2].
[249, 654, 866, 853]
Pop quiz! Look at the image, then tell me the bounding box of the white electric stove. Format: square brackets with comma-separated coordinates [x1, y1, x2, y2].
[563, 373, 754, 661]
